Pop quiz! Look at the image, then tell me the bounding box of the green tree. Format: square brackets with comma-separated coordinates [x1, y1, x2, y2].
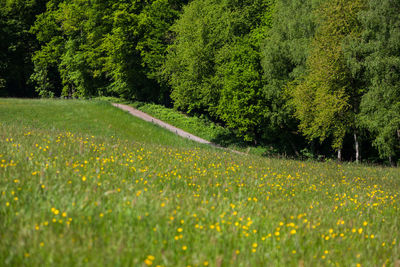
[31, 0, 184, 101]
[164, 0, 233, 114]
[136, 0, 187, 104]
[290, 0, 366, 160]
[215, 39, 265, 142]
[260, 0, 322, 153]
[215, 0, 274, 143]
[31, 0, 111, 97]
[101, 0, 185, 102]
[165, 0, 275, 143]
[345, 0, 400, 162]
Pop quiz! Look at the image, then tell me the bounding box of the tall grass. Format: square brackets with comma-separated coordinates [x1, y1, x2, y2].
[0, 98, 399, 266]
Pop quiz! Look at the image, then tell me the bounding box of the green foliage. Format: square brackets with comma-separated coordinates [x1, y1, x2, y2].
[215, 39, 265, 142]
[258, 0, 324, 152]
[135, 0, 186, 103]
[136, 0, 184, 82]
[31, 0, 110, 97]
[214, 1, 274, 142]
[165, 0, 275, 142]
[344, 0, 400, 159]
[289, 0, 366, 151]
[164, 0, 231, 114]
[31, 0, 183, 101]
[99, 1, 149, 99]
[261, 0, 321, 130]
[262, 0, 319, 83]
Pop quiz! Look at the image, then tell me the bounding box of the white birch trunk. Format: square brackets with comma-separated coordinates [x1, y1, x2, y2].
[354, 131, 359, 163]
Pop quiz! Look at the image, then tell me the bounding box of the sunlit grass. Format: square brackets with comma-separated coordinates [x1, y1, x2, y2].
[0, 99, 399, 266]
[0, 98, 197, 148]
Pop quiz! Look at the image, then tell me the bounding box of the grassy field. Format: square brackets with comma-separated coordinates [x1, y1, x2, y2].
[1, 99, 399, 266]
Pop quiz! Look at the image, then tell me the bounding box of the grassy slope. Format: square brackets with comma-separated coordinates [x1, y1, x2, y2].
[1, 99, 399, 266]
[0, 98, 198, 148]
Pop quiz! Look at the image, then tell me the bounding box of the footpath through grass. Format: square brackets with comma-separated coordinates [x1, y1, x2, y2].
[1, 98, 400, 266]
[99, 97, 237, 147]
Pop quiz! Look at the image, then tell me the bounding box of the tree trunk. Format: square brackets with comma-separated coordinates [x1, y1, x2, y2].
[354, 131, 360, 163]
[337, 149, 342, 161]
[289, 139, 300, 157]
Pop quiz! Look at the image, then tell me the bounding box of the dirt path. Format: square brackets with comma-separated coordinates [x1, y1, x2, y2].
[112, 103, 244, 155]
[113, 103, 214, 144]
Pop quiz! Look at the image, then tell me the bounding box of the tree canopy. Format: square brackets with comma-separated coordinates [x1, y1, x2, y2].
[345, 0, 400, 160]
[289, 0, 366, 156]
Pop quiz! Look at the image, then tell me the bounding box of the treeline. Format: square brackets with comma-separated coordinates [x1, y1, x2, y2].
[1, 0, 399, 164]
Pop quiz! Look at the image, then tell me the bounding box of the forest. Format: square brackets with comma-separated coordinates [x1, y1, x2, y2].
[1, 0, 399, 164]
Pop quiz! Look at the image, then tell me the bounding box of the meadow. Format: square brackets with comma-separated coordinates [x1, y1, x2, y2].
[0, 99, 399, 266]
